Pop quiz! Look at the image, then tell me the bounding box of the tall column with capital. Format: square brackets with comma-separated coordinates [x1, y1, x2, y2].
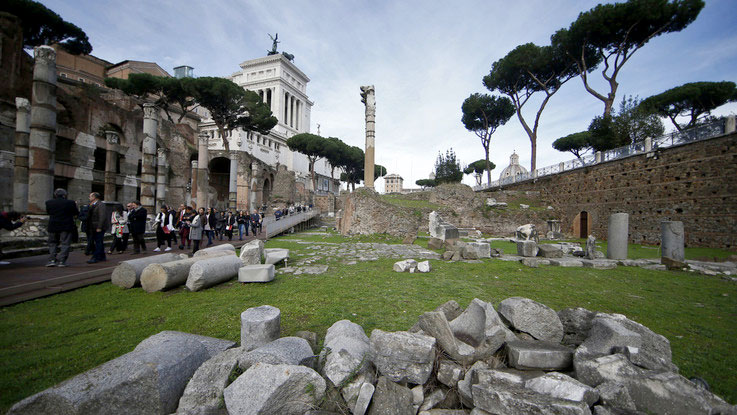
[27, 46, 57, 213]
[190, 160, 198, 208]
[360, 85, 376, 190]
[228, 151, 238, 210]
[196, 132, 209, 209]
[140, 103, 158, 220]
[250, 161, 261, 209]
[156, 148, 168, 210]
[104, 130, 119, 201]
[13, 97, 31, 212]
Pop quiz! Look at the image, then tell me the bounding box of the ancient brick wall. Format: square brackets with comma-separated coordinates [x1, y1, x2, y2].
[483, 133, 737, 248]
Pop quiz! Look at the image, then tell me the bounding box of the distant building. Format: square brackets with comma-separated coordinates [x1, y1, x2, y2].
[384, 173, 403, 193]
[499, 152, 528, 180]
[106, 60, 171, 79]
[173, 65, 194, 79]
[52, 45, 111, 87]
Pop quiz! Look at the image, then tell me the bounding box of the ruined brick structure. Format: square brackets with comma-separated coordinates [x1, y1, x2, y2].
[483, 132, 737, 248]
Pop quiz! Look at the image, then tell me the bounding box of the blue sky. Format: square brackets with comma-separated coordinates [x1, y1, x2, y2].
[42, 0, 737, 186]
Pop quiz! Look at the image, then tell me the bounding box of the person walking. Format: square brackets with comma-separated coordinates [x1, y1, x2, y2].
[78, 203, 93, 255]
[177, 205, 192, 250]
[224, 210, 236, 241]
[216, 208, 226, 241]
[86, 192, 107, 264]
[237, 210, 248, 240]
[189, 207, 205, 254]
[154, 205, 174, 252]
[127, 201, 147, 254]
[250, 209, 261, 235]
[45, 188, 79, 267]
[205, 208, 215, 246]
[109, 205, 128, 254]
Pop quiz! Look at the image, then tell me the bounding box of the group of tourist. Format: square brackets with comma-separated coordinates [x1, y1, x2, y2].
[34, 189, 266, 267]
[274, 203, 311, 220]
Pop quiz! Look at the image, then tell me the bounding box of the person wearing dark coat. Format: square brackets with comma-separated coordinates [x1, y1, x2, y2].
[85, 192, 107, 263]
[45, 188, 79, 267]
[127, 201, 148, 254]
[206, 208, 217, 246]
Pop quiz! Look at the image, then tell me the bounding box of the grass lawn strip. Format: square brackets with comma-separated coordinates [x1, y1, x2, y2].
[0, 230, 735, 412]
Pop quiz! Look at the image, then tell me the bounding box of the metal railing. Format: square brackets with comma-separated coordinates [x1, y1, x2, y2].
[264, 209, 320, 238]
[474, 117, 730, 191]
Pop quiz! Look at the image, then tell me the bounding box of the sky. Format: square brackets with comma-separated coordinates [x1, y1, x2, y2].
[41, 0, 737, 187]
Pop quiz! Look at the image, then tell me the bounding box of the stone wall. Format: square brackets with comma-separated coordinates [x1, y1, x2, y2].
[483, 133, 737, 248]
[271, 164, 296, 204]
[313, 193, 335, 214]
[338, 188, 420, 237]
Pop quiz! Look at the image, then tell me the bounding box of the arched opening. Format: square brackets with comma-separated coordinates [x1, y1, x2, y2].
[572, 211, 591, 238]
[209, 157, 231, 210]
[262, 176, 272, 207]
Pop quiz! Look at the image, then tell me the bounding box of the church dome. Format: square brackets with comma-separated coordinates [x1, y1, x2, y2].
[499, 152, 528, 180]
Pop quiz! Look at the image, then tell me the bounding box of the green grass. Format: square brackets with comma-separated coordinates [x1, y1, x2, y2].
[380, 194, 444, 211]
[1, 231, 736, 411]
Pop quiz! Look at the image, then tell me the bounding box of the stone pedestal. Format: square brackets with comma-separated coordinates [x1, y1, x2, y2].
[607, 213, 629, 260]
[661, 221, 685, 262]
[141, 104, 158, 220]
[13, 97, 31, 212]
[196, 132, 209, 209]
[27, 46, 57, 214]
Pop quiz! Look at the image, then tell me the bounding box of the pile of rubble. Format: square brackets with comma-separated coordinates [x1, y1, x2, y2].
[9, 298, 735, 414]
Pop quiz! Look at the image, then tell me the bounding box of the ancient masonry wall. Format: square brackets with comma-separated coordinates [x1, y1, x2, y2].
[484, 132, 737, 248]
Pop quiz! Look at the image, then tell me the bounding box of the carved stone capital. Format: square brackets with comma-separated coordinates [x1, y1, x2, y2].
[105, 130, 119, 145]
[198, 132, 210, 144]
[33, 46, 56, 64]
[15, 97, 31, 113]
[143, 103, 158, 120]
[157, 148, 166, 159]
[191, 160, 198, 169]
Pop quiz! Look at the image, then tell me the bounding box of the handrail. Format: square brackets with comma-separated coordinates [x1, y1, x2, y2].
[264, 209, 320, 238]
[474, 117, 730, 191]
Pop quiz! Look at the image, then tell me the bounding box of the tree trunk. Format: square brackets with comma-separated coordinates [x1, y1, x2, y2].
[530, 138, 537, 172]
[217, 125, 230, 152]
[484, 147, 492, 186]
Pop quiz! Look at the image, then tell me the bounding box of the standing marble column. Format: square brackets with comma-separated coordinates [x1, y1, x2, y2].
[190, 160, 198, 208]
[228, 151, 238, 210]
[196, 132, 209, 209]
[104, 130, 119, 202]
[360, 85, 376, 190]
[661, 221, 685, 263]
[249, 161, 261, 209]
[155, 148, 167, 210]
[13, 97, 31, 212]
[140, 103, 158, 220]
[607, 213, 629, 260]
[27, 46, 57, 214]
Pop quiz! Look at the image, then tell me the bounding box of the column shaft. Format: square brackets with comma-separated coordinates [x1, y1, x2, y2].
[196, 133, 209, 208]
[156, 149, 167, 210]
[13, 97, 31, 212]
[27, 46, 57, 214]
[228, 151, 238, 210]
[140, 104, 158, 220]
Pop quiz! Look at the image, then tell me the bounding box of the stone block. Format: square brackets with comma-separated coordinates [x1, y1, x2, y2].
[466, 241, 491, 258]
[264, 248, 289, 265]
[457, 361, 488, 407]
[417, 260, 431, 273]
[581, 259, 618, 269]
[239, 337, 315, 370]
[176, 347, 241, 414]
[238, 264, 275, 283]
[537, 244, 563, 258]
[367, 376, 415, 415]
[548, 258, 584, 267]
[516, 240, 538, 257]
[223, 363, 325, 415]
[353, 382, 375, 415]
[498, 297, 564, 343]
[558, 307, 596, 347]
[419, 388, 447, 412]
[427, 237, 444, 250]
[369, 329, 436, 385]
[320, 320, 370, 387]
[192, 243, 236, 257]
[393, 259, 418, 272]
[525, 372, 599, 406]
[240, 305, 280, 352]
[472, 382, 591, 415]
[437, 360, 464, 388]
[515, 224, 537, 241]
[506, 340, 573, 371]
[239, 239, 263, 265]
[9, 332, 211, 415]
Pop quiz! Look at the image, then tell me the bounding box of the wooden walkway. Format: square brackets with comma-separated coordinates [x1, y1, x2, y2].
[0, 234, 263, 307]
